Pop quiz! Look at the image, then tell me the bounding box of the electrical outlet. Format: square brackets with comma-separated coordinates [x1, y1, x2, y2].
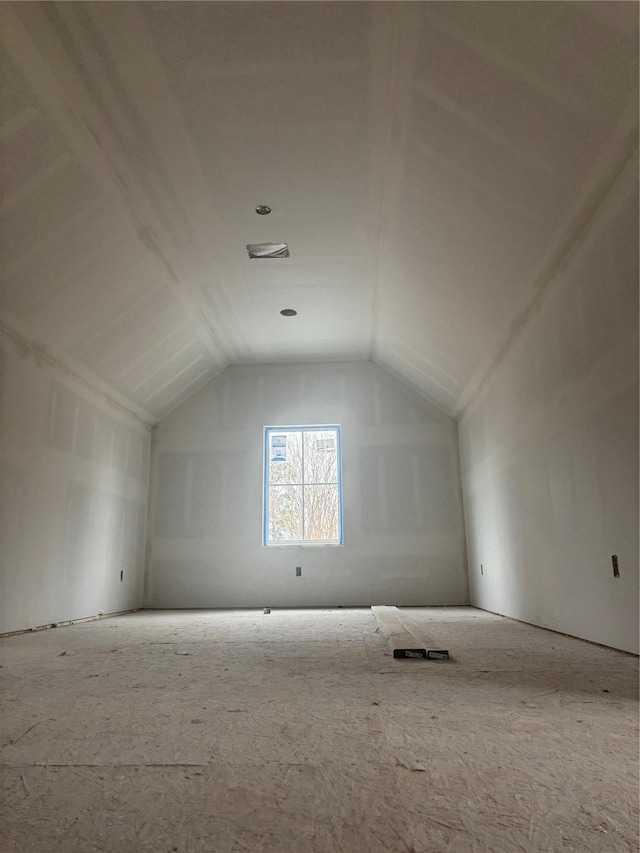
[296, 566, 302, 577]
[612, 555, 619, 578]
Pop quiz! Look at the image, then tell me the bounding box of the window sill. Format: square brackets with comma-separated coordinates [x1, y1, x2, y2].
[263, 542, 343, 548]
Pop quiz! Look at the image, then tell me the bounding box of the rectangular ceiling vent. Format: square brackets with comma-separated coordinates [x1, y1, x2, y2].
[247, 242, 290, 259]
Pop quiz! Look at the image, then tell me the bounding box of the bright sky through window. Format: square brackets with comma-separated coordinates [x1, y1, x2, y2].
[264, 426, 343, 546]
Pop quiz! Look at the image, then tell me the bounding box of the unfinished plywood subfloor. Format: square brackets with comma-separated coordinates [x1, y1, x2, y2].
[1, 607, 637, 853]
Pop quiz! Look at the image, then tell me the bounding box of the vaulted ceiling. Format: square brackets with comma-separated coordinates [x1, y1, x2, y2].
[1, 2, 638, 424]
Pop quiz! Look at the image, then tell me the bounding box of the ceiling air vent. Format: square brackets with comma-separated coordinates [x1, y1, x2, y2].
[246, 242, 290, 259]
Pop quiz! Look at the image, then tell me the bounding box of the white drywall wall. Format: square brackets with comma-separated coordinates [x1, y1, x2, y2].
[0, 333, 151, 633]
[147, 361, 468, 608]
[459, 158, 639, 654]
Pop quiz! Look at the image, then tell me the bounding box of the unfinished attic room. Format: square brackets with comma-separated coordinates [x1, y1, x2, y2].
[1, 1, 639, 851]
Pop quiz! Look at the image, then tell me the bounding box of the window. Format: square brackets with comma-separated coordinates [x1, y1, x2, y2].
[264, 426, 343, 546]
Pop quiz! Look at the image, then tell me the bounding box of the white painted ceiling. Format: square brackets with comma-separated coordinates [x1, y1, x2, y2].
[1, 2, 638, 423]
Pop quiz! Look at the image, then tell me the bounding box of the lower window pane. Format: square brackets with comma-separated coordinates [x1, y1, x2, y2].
[268, 485, 303, 542]
[303, 484, 340, 542]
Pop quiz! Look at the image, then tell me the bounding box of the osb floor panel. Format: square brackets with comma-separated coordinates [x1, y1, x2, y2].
[0, 607, 637, 853]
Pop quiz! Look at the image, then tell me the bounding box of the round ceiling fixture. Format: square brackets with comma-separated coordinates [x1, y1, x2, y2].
[280, 309, 297, 317]
[255, 204, 272, 215]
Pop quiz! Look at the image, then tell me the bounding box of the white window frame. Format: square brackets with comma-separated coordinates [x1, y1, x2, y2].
[263, 425, 343, 546]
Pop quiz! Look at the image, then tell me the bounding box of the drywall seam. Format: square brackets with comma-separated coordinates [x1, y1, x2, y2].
[142, 425, 160, 605]
[0, 324, 155, 428]
[368, 4, 422, 360]
[371, 351, 454, 418]
[0, 608, 141, 638]
[78, 2, 257, 363]
[1, 3, 229, 370]
[451, 420, 470, 604]
[460, 147, 639, 424]
[149, 364, 226, 423]
[137, 424, 155, 608]
[462, 334, 636, 483]
[454, 135, 639, 421]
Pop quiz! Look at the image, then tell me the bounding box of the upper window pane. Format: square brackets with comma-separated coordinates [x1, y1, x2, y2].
[268, 431, 303, 485]
[303, 429, 338, 485]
